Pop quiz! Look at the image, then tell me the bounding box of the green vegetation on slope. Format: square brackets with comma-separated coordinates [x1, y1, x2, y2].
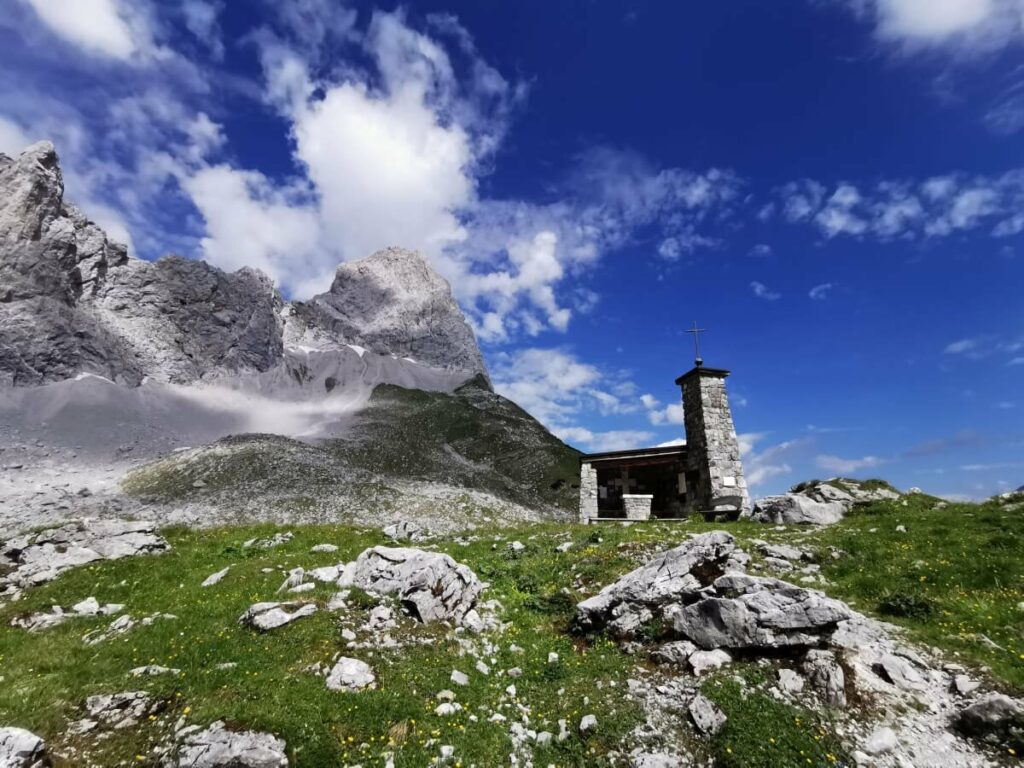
[1, 494, 1022, 766]
[332, 377, 582, 513]
[121, 380, 582, 526]
[815, 491, 1024, 689]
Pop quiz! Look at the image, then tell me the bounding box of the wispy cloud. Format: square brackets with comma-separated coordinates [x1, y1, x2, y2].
[809, 282, 834, 301]
[742, 433, 811, 487]
[750, 281, 781, 301]
[943, 334, 1024, 363]
[815, 454, 884, 474]
[778, 172, 1024, 242]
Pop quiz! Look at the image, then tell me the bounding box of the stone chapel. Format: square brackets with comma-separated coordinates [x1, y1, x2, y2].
[578, 360, 750, 522]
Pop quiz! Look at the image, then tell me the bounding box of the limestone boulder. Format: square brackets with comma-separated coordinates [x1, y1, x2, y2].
[688, 694, 726, 736]
[574, 531, 736, 637]
[806, 483, 854, 504]
[751, 494, 847, 526]
[175, 721, 288, 767]
[0, 727, 46, 768]
[239, 602, 317, 632]
[339, 546, 482, 624]
[672, 574, 852, 650]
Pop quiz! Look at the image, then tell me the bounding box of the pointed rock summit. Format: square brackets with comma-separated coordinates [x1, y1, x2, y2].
[286, 247, 486, 375]
[0, 142, 486, 386]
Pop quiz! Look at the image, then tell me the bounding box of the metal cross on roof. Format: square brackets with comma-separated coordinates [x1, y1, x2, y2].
[685, 321, 706, 366]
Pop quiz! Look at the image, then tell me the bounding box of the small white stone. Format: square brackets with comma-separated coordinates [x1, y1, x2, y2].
[288, 583, 316, 594]
[778, 668, 805, 694]
[547, 652, 559, 664]
[461, 608, 485, 634]
[579, 714, 597, 735]
[435, 703, 461, 716]
[450, 670, 469, 686]
[325, 657, 376, 692]
[507, 667, 523, 678]
[201, 567, 230, 588]
[72, 597, 101, 615]
[475, 661, 490, 675]
[689, 649, 732, 676]
[310, 544, 338, 553]
[953, 675, 980, 696]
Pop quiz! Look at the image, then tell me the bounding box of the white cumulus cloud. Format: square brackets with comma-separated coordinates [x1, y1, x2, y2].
[19, 0, 153, 60]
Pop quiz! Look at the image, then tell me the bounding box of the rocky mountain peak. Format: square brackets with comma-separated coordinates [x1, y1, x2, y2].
[286, 247, 487, 376]
[0, 142, 487, 386]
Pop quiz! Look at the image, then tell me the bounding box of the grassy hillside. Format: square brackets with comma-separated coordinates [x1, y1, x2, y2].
[121, 380, 582, 529]
[2, 493, 1021, 766]
[332, 377, 582, 513]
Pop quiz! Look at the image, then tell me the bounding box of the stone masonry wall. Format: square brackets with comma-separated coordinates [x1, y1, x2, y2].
[623, 495, 653, 521]
[681, 371, 751, 517]
[579, 462, 598, 522]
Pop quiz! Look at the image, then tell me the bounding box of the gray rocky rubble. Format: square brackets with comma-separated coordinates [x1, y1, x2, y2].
[954, 693, 1024, 745]
[339, 546, 483, 624]
[382, 520, 428, 542]
[0, 727, 46, 768]
[802, 649, 847, 708]
[174, 721, 288, 767]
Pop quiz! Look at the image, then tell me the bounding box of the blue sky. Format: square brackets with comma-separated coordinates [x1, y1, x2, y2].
[1, 0, 1022, 499]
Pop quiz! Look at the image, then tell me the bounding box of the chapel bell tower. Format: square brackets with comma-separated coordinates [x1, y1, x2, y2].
[676, 323, 751, 518]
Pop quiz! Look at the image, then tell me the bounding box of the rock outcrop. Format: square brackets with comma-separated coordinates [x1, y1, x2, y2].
[750, 494, 847, 526]
[580, 531, 1007, 766]
[1, 519, 168, 589]
[0, 142, 486, 387]
[574, 532, 851, 648]
[750, 479, 904, 526]
[174, 721, 288, 767]
[339, 546, 483, 624]
[574, 531, 737, 636]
